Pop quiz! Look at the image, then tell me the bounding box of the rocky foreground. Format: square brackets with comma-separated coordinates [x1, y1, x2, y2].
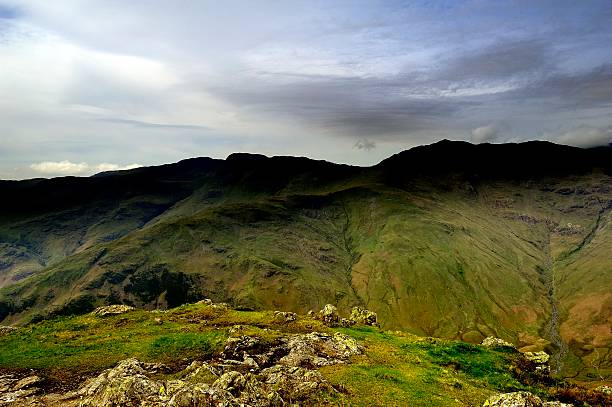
[0, 302, 610, 406]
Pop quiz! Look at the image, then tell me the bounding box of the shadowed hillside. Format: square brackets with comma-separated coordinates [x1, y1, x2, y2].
[0, 140, 610, 381]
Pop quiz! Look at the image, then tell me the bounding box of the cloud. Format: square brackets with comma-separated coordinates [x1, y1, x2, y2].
[471, 124, 507, 144]
[98, 118, 210, 130]
[30, 161, 141, 176]
[439, 39, 552, 83]
[1, 1, 612, 176]
[354, 139, 376, 151]
[549, 125, 612, 148]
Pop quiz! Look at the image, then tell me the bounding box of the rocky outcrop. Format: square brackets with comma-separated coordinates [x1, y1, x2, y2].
[0, 374, 43, 406]
[314, 304, 378, 328]
[273, 311, 296, 323]
[197, 298, 230, 310]
[481, 337, 516, 349]
[3, 328, 363, 406]
[317, 304, 340, 327]
[91, 304, 135, 317]
[483, 392, 573, 407]
[348, 306, 378, 326]
[523, 351, 549, 365]
[522, 351, 551, 376]
[222, 331, 363, 370]
[0, 326, 16, 336]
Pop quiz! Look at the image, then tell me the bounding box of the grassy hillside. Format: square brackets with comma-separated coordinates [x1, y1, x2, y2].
[0, 140, 610, 383]
[2, 302, 608, 406]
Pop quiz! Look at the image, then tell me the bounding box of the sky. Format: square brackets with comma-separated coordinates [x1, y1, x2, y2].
[1, 0, 611, 179]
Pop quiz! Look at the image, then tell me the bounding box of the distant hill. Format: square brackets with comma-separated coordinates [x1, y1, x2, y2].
[0, 140, 610, 380]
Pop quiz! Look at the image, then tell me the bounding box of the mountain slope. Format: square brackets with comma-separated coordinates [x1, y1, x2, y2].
[0, 140, 610, 381]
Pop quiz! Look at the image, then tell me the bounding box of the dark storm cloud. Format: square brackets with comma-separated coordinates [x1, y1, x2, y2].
[437, 39, 553, 82]
[209, 75, 467, 139]
[512, 64, 612, 107]
[208, 37, 557, 140]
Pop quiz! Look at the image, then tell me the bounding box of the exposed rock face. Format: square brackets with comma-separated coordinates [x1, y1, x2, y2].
[3, 329, 363, 406]
[278, 332, 363, 368]
[222, 331, 363, 370]
[349, 306, 378, 326]
[0, 375, 44, 406]
[91, 304, 135, 317]
[483, 392, 573, 407]
[481, 336, 516, 349]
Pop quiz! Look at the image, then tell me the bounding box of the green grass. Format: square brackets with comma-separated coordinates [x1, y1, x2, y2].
[320, 327, 544, 406]
[0, 302, 602, 406]
[0, 308, 226, 371]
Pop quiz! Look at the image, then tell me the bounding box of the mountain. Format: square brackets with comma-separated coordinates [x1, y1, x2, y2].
[0, 140, 610, 381]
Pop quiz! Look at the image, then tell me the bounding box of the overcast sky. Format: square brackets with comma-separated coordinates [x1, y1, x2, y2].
[1, 1, 611, 179]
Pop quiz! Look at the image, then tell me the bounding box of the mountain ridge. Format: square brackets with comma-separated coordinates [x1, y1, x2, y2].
[0, 140, 610, 381]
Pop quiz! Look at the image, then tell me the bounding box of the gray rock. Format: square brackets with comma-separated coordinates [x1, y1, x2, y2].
[349, 306, 378, 326]
[0, 326, 17, 336]
[12, 376, 42, 391]
[91, 304, 135, 317]
[523, 351, 550, 364]
[483, 391, 542, 406]
[273, 311, 297, 323]
[481, 336, 516, 349]
[318, 304, 340, 327]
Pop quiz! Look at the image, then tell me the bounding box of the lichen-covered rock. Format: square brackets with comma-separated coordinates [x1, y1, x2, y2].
[273, 311, 297, 323]
[523, 351, 550, 365]
[91, 304, 135, 317]
[481, 336, 516, 349]
[317, 304, 340, 326]
[167, 383, 236, 407]
[12, 376, 42, 391]
[483, 391, 542, 406]
[262, 365, 332, 401]
[222, 335, 262, 360]
[595, 385, 612, 395]
[279, 332, 363, 368]
[67, 358, 168, 406]
[349, 306, 378, 326]
[0, 326, 16, 336]
[340, 317, 355, 327]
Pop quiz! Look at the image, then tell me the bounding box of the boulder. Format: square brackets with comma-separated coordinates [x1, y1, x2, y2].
[349, 306, 378, 326]
[273, 311, 297, 323]
[91, 304, 135, 317]
[481, 336, 516, 349]
[279, 332, 363, 368]
[523, 351, 550, 365]
[317, 304, 340, 327]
